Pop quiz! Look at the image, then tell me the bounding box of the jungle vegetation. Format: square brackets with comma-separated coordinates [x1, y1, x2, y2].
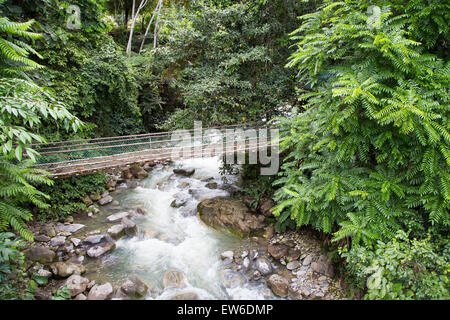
[0, 0, 448, 299]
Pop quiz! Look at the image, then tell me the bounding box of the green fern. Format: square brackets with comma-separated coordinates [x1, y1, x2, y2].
[272, 1, 449, 247]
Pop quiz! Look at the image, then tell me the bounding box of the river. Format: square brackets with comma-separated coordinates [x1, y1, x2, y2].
[78, 157, 278, 299]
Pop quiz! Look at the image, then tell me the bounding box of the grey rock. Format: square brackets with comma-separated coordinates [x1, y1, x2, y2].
[51, 262, 86, 278]
[50, 236, 66, 247]
[34, 288, 51, 300]
[83, 234, 110, 245]
[64, 274, 90, 297]
[37, 269, 52, 279]
[267, 274, 289, 298]
[87, 242, 116, 258]
[120, 275, 148, 298]
[169, 292, 199, 300]
[106, 212, 129, 222]
[74, 293, 87, 300]
[121, 217, 137, 236]
[24, 246, 55, 264]
[71, 238, 82, 247]
[62, 224, 85, 234]
[302, 255, 313, 266]
[40, 224, 56, 237]
[173, 168, 195, 177]
[87, 283, 114, 300]
[162, 270, 185, 289]
[107, 224, 125, 239]
[267, 243, 289, 260]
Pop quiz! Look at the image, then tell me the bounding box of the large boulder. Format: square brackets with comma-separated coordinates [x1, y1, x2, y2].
[51, 262, 86, 278]
[197, 198, 266, 237]
[87, 242, 116, 258]
[107, 224, 125, 239]
[162, 270, 185, 289]
[24, 246, 55, 264]
[267, 243, 289, 260]
[62, 224, 85, 234]
[87, 283, 114, 300]
[64, 274, 90, 297]
[267, 274, 289, 298]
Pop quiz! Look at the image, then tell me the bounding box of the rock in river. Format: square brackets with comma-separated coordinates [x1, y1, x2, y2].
[50, 236, 66, 247]
[197, 198, 266, 237]
[173, 168, 195, 176]
[87, 283, 114, 300]
[51, 262, 86, 278]
[106, 212, 129, 222]
[87, 242, 116, 258]
[107, 224, 125, 239]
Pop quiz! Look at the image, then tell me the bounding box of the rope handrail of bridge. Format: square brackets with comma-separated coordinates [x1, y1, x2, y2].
[35, 127, 271, 155]
[29, 122, 263, 148]
[33, 126, 279, 166]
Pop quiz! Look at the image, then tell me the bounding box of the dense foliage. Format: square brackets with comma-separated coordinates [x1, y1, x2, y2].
[0, 0, 448, 300]
[0, 7, 82, 239]
[37, 173, 107, 221]
[272, 0, 449, 299]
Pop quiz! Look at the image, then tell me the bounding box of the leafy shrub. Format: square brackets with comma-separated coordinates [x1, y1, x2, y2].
[37, 173, 108, 220]
[341, 231, 450, 300]
[0, 232, 33, 300]
[272, 0, 449, 242]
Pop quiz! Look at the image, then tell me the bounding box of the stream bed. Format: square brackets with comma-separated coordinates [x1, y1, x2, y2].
[75, 157, 278, 299]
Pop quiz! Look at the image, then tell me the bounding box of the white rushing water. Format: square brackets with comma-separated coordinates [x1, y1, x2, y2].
[98, 157, 274, 300]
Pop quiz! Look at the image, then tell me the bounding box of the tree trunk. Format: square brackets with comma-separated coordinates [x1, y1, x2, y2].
[139, 0, 163, 53]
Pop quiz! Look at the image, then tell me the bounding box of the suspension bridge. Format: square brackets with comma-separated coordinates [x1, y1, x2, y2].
[32, 125, 279, 178]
